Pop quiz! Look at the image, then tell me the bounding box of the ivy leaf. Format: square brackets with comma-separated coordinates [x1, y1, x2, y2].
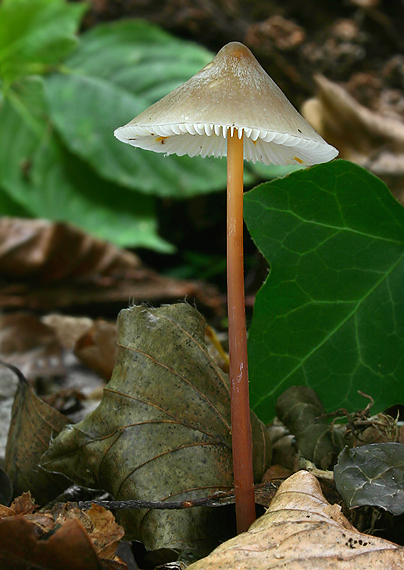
[41, 304, 271, 554]
[334, 444, 404, 515]
[244, 160, 404, 423]
[0, 0, 86, 88]
[44, 20, 235, 198]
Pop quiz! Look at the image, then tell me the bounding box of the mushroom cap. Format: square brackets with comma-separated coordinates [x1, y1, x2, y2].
[114, 42, 338, 166]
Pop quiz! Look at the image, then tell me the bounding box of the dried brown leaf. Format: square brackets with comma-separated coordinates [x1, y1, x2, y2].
[0, 218, 223, 314]
[187, 470, 404, 570]
[302, 74, 404, 200]
[0, 516, 104, 570]
[4, 364, 71, 505]
[0, 313, 64, 380]
[0, 497, 126, 567]
[74, 319, 117, 380]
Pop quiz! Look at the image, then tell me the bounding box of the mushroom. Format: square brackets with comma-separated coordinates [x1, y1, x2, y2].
[114, 41, 338, 533]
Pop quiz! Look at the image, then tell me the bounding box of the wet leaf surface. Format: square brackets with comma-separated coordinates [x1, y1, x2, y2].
[186, 470, 404, 570]
[334, 443, 404, 515]
[41, 304, 271, 555]
[4, 363, 71, 505]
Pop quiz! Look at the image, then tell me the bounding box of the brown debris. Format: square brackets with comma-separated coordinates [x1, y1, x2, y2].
[0, 218, 223, 315]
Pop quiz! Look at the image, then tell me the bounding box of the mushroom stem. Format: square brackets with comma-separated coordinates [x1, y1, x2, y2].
[226, 128, 256, 534]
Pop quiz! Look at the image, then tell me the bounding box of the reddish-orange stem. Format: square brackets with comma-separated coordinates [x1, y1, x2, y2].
[226, 128, 256, 534]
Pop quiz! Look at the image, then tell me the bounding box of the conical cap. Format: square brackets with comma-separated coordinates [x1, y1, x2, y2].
[114, 42, 338, 165]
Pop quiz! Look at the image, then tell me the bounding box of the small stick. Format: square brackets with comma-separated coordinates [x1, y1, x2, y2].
[226, 128, 256, 533]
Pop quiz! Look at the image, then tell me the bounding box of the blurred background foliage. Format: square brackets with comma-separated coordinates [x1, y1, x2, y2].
[0, 0, 296, 287]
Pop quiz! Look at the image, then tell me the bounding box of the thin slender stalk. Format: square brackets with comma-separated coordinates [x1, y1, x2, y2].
[226, 127, 256, 534]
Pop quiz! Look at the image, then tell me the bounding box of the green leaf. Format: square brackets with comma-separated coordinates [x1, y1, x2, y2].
[245, 160, 404, 423]
[44, 20, 234, 198]
[0, 77, 172, 252]
[0, 0, 86, 88]
[42, 304, 271, 552]
[334, 443, 404, 515]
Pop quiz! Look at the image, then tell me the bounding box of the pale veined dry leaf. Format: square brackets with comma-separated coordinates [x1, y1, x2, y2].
[187, 470, 404, 570]
[41, 304, 271, 556]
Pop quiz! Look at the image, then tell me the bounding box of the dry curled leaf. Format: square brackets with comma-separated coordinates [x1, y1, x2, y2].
[0, 498, 126, 568]
[302, 74, 404, 200]
[4, 363, 71, 506]
[41, 304, 271, 556]
[74, 319, 117, 381]
[276, 386, 346, 470]
[0, 218, 223, 314]
[187, 470, 404, 570]
[0, 313, 64, 381]
[0, 516, 108, 570]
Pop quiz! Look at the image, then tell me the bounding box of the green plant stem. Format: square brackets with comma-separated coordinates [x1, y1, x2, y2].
[226, 128, 256, 534]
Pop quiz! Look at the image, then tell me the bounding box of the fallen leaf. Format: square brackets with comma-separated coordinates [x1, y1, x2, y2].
[0, 516, 104, 570]
[42, 314, 94, 350]
[9, 492, 37, 516]
[0, 218, 223, 314]
[334, 443, 404, 515]
[186, 470, 404, 570]
[0, 313, 64, 381]
[302, 75, 404, 200]
[0, 495, 126, 567]
[4, 363, 71, 505]
[276, 386, 346, 470]
[74, 319, 117, 380]
[0, 467, 12, 506]
[41, 304, 271, 556]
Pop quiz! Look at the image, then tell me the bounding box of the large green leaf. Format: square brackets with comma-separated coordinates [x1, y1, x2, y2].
[245, 160, 404, 423]
[0, 77, 172, 251]
[0, 0, 86, 88]
[44, 20, 233, 198]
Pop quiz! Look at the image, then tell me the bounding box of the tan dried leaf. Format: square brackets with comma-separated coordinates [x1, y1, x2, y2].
[0, 218, 223, 314]
[187, 470, 404, 570]
[74, 319, 117, 380]
[302, 74, 404, 200]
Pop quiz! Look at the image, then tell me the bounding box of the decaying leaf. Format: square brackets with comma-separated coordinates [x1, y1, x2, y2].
[42, 314, 94, 350]
[276, 386, 346, 469]
[0, 313, 64, 381]
[0, 218, 223, 314]
[4, 363, 71, 505]
[0, 467, 12, 507]
[0, 516, 110, 570]
[186, 470, 404, 570]
[41, 304, 271, 556]
[0, 496, 126, 568]
[302, 75, 404, 199]
[74, 319, 117, 381]
[334, 443, 404, 515]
